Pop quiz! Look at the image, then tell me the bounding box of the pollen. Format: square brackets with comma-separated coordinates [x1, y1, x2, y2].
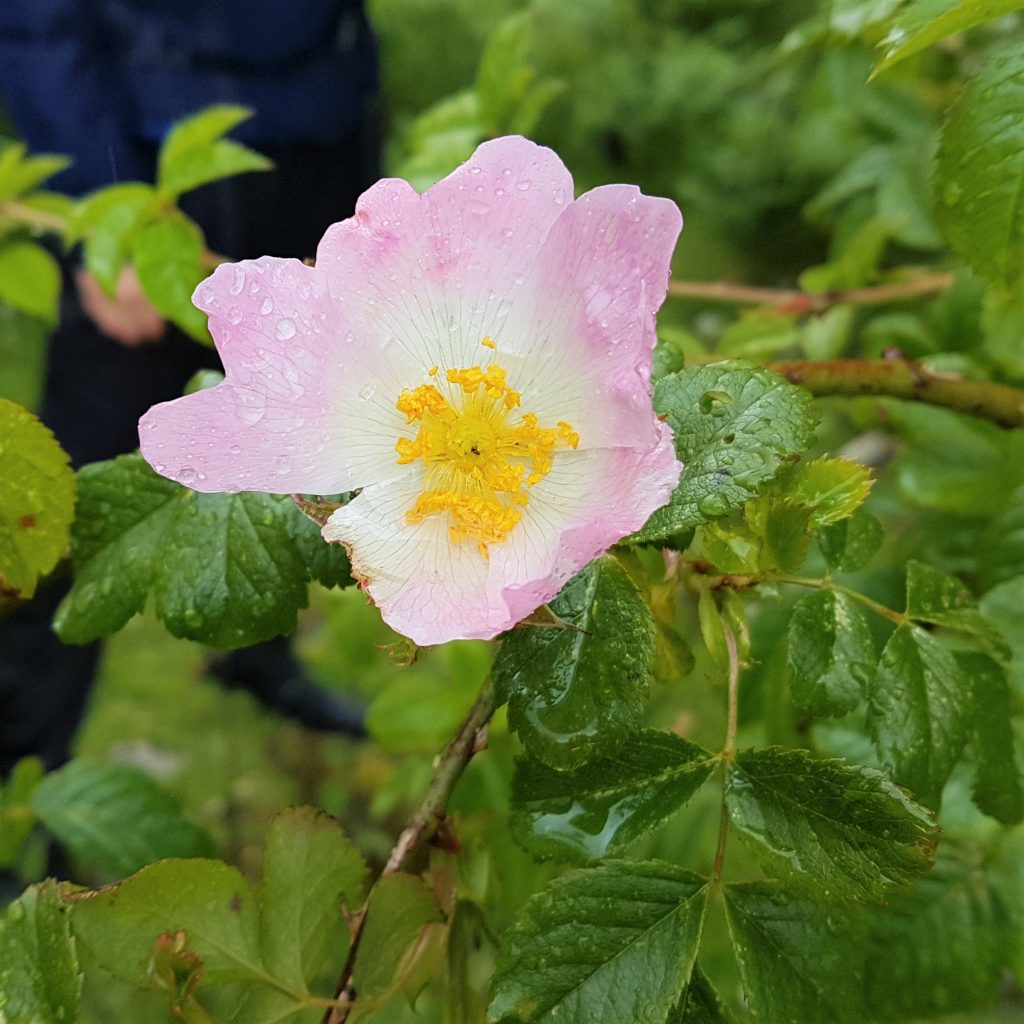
[394, 342, 578, 555]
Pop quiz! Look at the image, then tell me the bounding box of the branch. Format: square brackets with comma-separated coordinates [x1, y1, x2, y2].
[667, 271, 954, 313]
[771, 357, 1024, 429]
[711, 621, 740, 886]
[322, 676, 498, 1024]
[0, 198, 68, 234]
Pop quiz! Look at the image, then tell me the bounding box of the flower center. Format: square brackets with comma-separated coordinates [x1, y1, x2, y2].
[394, 339, 578, 556]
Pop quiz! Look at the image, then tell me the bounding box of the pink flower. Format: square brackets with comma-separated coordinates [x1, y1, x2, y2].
[139, 137, 683, 646]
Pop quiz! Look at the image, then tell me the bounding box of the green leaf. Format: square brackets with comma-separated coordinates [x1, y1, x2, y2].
[787, 590, 875, 717]
[633, 363, 818, 544]
[31, 761, 215, 878]
[259, 807, 368, 994]
[75, 183, 157, 293]
[445, 900, 495, 1024]
[816, 508, 883, 574]
[868, 624, 975, 808]
[510, 731, 717, 863]
[68, 859, 265, 988]
[352, 873, 443, 1000]
[724, 882, 865, 1024]
[669, 966, 733, 1024]
[490, 860, 708, 1024]
[0, 144, 70, 199]
[863, 848, 1011, 1019]
[905, 560, 1009, 657]
[875, 0, 1024, 76]
[934, 45, 1024, 286]
[784, 457, 874, 527]
[132, 217, 210, 342]
[285, 504, 352, 590]
[0, 242, 60, 323]
[157, 105, 272, 200]
[966, 652, 1024, 824]
[493, 555, 654, 769]
[0, 756, 43, 868]
[0, 882, 82, 1024]
[726, 747, 937, 901]
[55, 454, 342, 648]
[0, 398, 75, 601]
[980, 574, 1024, 695]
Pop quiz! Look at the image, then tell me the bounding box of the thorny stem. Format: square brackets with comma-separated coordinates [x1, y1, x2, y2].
[712, 621, 740, 886]
[770, 357, 1024, 430]
[780, 575, 908, 626]
[322, 676, 498, 1024]
[667, 271, 954, 312]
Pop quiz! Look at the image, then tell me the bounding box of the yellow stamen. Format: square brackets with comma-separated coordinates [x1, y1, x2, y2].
[393, 341, 578, 555]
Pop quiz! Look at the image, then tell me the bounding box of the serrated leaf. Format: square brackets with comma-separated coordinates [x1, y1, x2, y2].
[132, 217, 211, 342]
[875, 0, 1024, 76]
[31, 761, 215, 878]
[352, 873, 443, 1000]
[75, 184, 157, 293]
[0, 881, 82, 1024]
[863, 848, 1011, 1019]
[510, 731, 716, 863]
[935, 45, 1024, 286]
[633, 363, 818, 544]
[259, 807, 368, 994]
[0, 242, 60, 323]
[726, 747, 937, 901]
[493, 555, 654, 769]
[489, 860, 707, 1024]
[0, 756, 43, 868]
[787, 590, 875, 717]
[966, 652, 1024, 824]
[868, 624, 975, 808]
[905, 560, 1009, 657]
[785, 457, 873, 527]
[816, 508, 883, 573]
[54, 454, 345, 649]
[669, 965, 733, 1024]
[67, 859, 264, 988]
[724, 882, 865, 1024]
[0, 398, 75, 600]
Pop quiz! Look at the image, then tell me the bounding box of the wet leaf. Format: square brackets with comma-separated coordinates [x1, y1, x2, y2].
[934, 44, 1024, 286]
[726, 747, 937, 901]
[510, 731, 716, 863]
[0, 398, 75, 601]
[494, 555, 654, 768]
[632, 362, 818, 544]
[55, 454, 350, 648]
[816, 508, 883, 574]
[724, 882, 865, 1024]
[32, 761, 215, 878]
[490, 860, 707, 1024]
[868, 624, 976, 808]
[787, 590, 875, 717]
[0, 881, 81, 1024]
[259, 807, 368, 993]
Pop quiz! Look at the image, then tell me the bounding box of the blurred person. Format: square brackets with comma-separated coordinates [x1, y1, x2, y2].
[0, 0, 379, 778]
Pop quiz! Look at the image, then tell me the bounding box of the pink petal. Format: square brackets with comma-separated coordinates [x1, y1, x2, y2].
[139, 258, 406, 493]
[322, 425, 681, 646]
[499, 184, 682, 451]
[314, 136, 575, 377]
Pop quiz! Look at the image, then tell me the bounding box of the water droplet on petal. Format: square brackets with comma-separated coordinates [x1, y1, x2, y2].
[276, 318, 296, 340]
[260, 297, 274, 315]
[516, 179, 532, 191]
[179, 467, 198, 485]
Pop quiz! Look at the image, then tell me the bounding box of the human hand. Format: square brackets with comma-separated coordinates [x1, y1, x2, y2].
[75, 266, 166, 346]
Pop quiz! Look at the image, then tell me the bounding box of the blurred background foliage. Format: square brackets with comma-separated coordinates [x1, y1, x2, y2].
[3, 0, 1024, 1021]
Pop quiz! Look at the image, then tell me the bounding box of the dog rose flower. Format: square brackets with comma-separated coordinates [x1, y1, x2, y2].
[139, 136, 683, 645]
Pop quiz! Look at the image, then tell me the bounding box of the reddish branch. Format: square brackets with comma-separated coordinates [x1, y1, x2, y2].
[667, 271, 955, 313]
[771, 357, 1024, 429]
[322, 677, 497, 1024]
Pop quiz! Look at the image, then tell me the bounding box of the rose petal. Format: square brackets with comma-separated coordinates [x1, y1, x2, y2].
[140, 257, 407, 493]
